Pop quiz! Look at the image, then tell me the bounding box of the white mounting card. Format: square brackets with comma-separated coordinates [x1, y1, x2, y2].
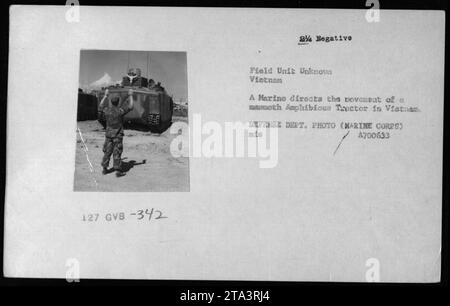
[5, 6, 444, 282]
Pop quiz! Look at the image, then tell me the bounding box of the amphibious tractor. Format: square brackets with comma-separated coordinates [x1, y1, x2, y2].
[97, 68, 174, 133]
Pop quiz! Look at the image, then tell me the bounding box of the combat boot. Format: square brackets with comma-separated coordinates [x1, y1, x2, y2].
[116, 170, 126, 177]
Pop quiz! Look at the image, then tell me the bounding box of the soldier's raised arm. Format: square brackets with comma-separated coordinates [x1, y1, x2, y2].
[128, 89, 134, 109]
[98, 89, 109, 111]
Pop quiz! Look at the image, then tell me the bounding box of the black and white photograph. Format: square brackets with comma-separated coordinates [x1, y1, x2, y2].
[2, 1, 448, 295]
[74, 50, 189, 192]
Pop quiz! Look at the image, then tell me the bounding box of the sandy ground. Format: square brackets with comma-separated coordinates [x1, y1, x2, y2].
[74, 117, 189, 192]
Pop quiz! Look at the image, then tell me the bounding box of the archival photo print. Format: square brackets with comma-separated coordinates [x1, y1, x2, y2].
[74, 50, 189, 192]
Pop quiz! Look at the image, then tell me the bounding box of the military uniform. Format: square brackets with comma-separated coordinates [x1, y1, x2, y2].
[99, 101, 132, 171]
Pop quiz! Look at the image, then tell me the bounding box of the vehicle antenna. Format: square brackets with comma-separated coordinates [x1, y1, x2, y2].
[146, 52, 149, 80]
[127, 51, 130, 72]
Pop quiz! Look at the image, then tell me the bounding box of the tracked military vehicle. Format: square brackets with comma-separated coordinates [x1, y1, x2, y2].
[77, 89, 98, 121]
[98, 68, 174, 133]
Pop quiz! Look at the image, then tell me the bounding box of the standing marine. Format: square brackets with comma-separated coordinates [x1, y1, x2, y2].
[98, 88, 134, 177]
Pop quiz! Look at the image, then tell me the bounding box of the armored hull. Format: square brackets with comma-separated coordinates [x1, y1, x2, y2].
[77, 92, 98, 121]
[98, 86, 174, 133]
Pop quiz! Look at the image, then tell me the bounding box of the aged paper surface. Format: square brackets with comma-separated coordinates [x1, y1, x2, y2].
[5, 6, 444, 282]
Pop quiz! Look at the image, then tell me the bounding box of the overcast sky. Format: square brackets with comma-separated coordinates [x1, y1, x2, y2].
[79, 50, 188, 102]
